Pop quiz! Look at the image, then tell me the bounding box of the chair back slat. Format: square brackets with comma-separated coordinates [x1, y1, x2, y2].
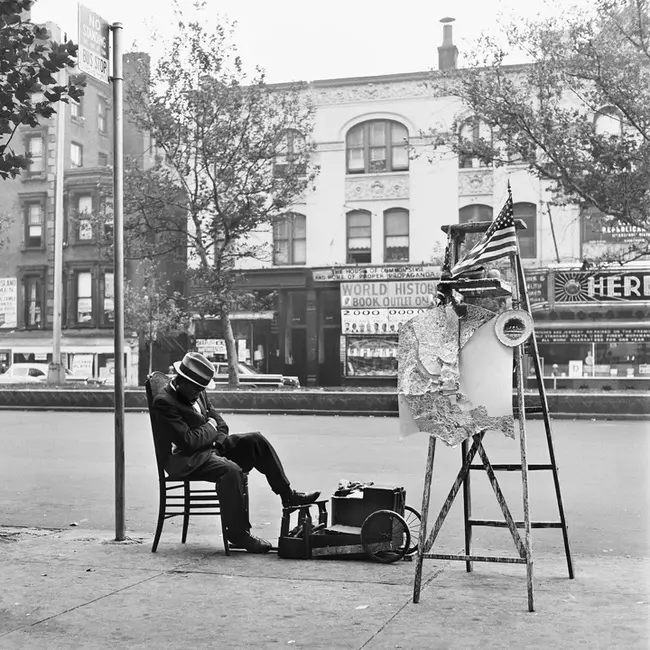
[145, 371, 172, 479]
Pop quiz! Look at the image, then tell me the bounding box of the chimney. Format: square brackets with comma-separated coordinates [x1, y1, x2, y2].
[438, 17, 458, 71]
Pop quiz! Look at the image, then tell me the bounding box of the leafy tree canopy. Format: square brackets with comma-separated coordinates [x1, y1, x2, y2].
[0, 0, 86, 179]
[428, 0, 650, 262]
[124, 5, 316, 382]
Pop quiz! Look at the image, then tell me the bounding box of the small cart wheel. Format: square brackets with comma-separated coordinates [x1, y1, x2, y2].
[403, 505, 422, 556]
[360, 510, 411, 564]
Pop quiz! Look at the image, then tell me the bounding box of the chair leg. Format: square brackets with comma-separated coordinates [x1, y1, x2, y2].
[221, 508, 231, 556]
[152, 484, 166, 553]
[182, 481, 190, 544]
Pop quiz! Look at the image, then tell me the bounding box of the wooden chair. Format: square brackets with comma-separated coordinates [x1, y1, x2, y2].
[145, 371, 248, 554]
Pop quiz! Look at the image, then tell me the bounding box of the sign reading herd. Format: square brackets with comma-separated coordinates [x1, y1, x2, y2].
[552, 269, 650, 304]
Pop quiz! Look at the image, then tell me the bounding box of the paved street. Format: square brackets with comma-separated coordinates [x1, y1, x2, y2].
[1, 412, 648, 558]
[1, 412, 649, 649]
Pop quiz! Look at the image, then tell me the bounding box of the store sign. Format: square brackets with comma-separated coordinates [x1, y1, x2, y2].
[525, 270, 549, 310]
[536, 328, 650, 344]
[0, 278, 17, 328]
[340, 281, 437, 309]
[196, 338, 226, 355]
[553, 270, 650, 304]
[342, 308, 426, 334]
[331, 265, 440, 282]
[582, 209, 649, 245]
[73, 354, 94, 376]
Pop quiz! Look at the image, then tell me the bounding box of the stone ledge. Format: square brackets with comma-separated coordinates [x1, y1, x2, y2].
[0, 388, 648, 419]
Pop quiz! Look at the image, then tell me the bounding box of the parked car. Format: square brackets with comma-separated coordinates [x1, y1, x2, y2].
[166, 361, 299, 388]
[210, 362, 300, 388]
[0, 363, 105, 385]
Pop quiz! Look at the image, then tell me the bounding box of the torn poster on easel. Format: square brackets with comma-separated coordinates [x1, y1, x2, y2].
[398, 303, 514, 447]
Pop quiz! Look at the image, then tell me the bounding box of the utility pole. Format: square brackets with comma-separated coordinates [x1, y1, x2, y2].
[48, 67, 66, 385]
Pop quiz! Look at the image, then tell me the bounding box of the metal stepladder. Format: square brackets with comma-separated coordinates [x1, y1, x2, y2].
[411, 220, 574, 612]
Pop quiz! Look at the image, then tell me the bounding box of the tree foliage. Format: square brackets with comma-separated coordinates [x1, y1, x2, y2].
[124, 260, 189, 375]
[0, 0, 86, 179]
[428, 0, 650, 262]
[125, 10, 316, 383]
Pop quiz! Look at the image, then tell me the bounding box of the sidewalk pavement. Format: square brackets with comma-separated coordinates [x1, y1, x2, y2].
[1, 525, 648, 650]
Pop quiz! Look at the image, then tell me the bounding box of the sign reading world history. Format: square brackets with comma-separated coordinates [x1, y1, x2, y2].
[552, 269, 650, 305]
[341, 280, 436, 334]
[78, 4, 110, 84]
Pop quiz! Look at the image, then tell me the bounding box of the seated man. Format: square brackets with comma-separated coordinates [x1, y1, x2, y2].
[152, 351, 320, 554]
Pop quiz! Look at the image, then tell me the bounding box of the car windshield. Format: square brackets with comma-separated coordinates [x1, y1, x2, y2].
[238, 362, 259, 375]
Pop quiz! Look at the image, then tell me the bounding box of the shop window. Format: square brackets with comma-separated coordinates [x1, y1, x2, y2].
[24, 202, 44, 248]
[21, 275, 43, 329]
[513, 202, 537, 259]
[98, 98, 107, 134]
[70, 142, 83, 168]
[274, 129, 306, 176]
[75, 271, 93, 325]
[345, 336, 398, 377]
[384, 208, 409, 262]
[26, 135, 44, 174]
[346, 210, 371, 264]
[459, 204, 493, 252]
[273, 213, 306, 265]
[458, 117, 492, 169]
[76, 195, 94, 241]
[346, 120, 409, 174]
[102, 271, 114, 326]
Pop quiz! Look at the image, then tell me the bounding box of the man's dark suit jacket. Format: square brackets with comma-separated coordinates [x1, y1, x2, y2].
[152, 383, 229, 478]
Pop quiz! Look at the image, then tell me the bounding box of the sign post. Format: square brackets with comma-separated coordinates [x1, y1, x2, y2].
[110, 20, 125, 542]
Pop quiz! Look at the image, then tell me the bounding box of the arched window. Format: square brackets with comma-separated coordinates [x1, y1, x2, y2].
[459, 204, 493, 251]
[513, 202, 537, 259]
[273, 213, 306, 265]
[594, 106, 622, 136]
[384, 208, 409, 262]
[346, 210, 371, 263]
[458, 118, 492, 169]
[346, 120, 409, 174]
[274, 129, 306, 176]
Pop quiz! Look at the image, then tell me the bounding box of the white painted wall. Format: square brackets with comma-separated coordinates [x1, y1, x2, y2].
[233, 74, 585, 272]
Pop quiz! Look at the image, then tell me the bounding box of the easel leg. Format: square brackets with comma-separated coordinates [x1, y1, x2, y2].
[515, 344, 535, 612]
[516, 253, 573, 579]
[413, 434, 436, 604]
[461, 438, 473, 573]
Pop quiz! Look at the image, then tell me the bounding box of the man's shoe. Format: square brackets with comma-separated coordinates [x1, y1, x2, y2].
[228, 533, 272, 554]
[282, 490, 321, 508]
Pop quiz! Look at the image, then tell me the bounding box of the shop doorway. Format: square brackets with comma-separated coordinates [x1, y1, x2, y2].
[320, 328, 342, 386]
[287, 328, 307, 386]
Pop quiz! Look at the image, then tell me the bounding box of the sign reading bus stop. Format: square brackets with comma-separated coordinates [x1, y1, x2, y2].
[78, 4, 109, 84]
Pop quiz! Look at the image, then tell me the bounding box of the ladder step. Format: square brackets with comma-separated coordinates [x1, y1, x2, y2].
[468, 519, 563, 529]
[469, 463, 554, 471]
[423, 553, 527, 564]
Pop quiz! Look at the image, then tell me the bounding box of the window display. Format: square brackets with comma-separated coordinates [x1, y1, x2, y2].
[345, 335, 398, 377]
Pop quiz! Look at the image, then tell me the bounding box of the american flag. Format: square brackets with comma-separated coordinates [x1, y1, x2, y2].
[450, 194, 518, 277]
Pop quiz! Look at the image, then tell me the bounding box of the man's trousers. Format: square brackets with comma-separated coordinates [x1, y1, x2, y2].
[187, 432, 291, 540]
